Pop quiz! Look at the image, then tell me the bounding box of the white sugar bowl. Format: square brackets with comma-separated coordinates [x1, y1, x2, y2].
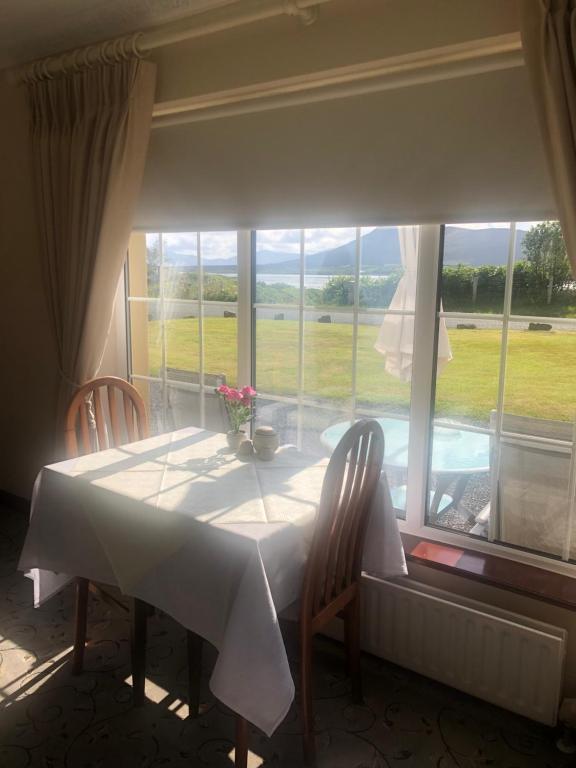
[253, 426, 279, 461]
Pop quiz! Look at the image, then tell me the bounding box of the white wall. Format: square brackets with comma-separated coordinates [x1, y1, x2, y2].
[152, 0, 521, 103]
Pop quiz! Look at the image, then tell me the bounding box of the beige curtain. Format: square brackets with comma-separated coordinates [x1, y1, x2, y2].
[28, 57, 156, 422]
[521, 0, 576, 272]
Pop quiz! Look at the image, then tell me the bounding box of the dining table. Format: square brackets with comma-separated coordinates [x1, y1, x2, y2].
[18, 426, 407, 736]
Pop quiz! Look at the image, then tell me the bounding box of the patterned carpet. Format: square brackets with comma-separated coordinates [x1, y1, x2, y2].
[0, 504, 573, 768]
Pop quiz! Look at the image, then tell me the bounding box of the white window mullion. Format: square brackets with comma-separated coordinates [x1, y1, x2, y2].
[297, 229, 305, 450]
[564, 423, 576, 561]
[237, 230, 253, 387]
[350, 227, 361, 423]
[404, 224, 442, 530]
[197, 232, 205, 428]
[159, 233, 168, 430]
[488, 222, 516, 543]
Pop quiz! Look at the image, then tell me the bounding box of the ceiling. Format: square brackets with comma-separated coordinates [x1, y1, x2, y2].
[0, 0, 239, 70]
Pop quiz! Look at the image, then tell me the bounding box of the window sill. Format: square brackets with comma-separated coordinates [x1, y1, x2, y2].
[401, 532, 576, 612]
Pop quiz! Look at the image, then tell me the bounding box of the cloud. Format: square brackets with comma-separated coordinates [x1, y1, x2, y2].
[451, 221, 547, 231]
[257, 227, 380, 254]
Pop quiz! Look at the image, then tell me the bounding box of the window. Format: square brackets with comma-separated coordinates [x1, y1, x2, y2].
[253, 227, 415, 517]
[127, 231, 239, 434]
[126, 221, 576, 570]
[428, 221, 576, 563]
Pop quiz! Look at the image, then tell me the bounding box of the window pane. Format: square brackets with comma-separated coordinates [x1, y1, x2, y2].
[305, 227, 356, 308]
[511, 220, 573, 317]
[496, 428, 573, 559]
[164, 301, 200, 377]
[255, 308, 299, 397]
[302, 309, 353, 409]
[254, 399, 299, 449]
[254, 225, 419, 519]
[132, 378, 164, 436]
[497, 222, 576, 557]
[145, 233, 160, 298]
[298, 406, 350, 456]
[203, 311, 238, 388]
[128, 299, 162, 379]
[426, 423, 492, 533]
[356, 313, 412, 416]
[201, 231, 238, 303]
[255, 400, 345, 457]
[255, 229, 300, 304]
[428, 223, 508, 536]
[161, 233, 199, 300]
[359, 226, 405, 309]
[434, 327, 502, 428]
[441, 223, 512, 314]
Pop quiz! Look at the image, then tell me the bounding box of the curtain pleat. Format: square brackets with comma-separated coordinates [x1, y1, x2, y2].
[28, 59, 156, 428]
[521, 0, 576, 273]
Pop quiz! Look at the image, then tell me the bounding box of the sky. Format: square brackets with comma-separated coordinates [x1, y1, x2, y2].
[149, 222, 546, 262]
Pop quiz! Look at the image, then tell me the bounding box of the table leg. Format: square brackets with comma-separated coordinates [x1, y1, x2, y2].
[72, 577, 89, 675]
[235, 716, 248, 768]
[429, 474, 455, 524]
[131, 598, 147, 707]
[452, 474, 472, 509]
[187, 630, 203, 718]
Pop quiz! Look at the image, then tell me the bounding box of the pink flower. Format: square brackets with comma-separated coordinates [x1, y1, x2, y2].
[217, 384, 230, 395]
[226, 388, 243, 402]
[241, 386, 257, 399]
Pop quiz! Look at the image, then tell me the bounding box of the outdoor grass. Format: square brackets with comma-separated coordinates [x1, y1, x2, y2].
[140, 317, 576, 425]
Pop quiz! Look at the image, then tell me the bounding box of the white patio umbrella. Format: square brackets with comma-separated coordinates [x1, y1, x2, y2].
[374, 225, 452, 382]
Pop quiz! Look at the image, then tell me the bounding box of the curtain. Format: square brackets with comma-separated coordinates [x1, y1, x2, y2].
[521, 0, 576, 272]
[28, 57, 156, 423]
[374, 226, 452, 382]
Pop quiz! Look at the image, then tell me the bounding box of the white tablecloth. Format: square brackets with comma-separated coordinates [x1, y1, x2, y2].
[18, 427, 406, 735]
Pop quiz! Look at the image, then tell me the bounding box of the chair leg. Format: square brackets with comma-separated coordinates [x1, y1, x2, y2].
[186, 630, 203, 718]
[344, 596, 362, 704]
[300, 626, 315, 765]
[72, 577, 89, 675]
[131, 597, 147, 707]
[235, 715, 248, 768]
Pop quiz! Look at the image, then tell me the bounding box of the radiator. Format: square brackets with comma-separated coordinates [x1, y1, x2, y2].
[350, 577, 566, 725]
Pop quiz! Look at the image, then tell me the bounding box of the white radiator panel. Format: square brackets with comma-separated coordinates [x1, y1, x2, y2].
[359, 577, 566, 726]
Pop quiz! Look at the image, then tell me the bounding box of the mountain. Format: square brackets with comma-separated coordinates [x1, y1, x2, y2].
[256, 226, 528, 274]
[163, 226, 530, 273]
[444, 227, 526, 267]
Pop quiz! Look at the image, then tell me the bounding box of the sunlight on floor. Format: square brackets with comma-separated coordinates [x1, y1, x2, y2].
[0, 645, 73, 702]
[123, 675, 190, 718]
[228, 747, 264, 767]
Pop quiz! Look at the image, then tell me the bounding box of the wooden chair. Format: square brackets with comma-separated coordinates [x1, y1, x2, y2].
[64, 376, 149, 690]
[187, 419, 385, 767]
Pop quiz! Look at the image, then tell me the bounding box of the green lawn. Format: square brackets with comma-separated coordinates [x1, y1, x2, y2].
[140, 317, 576, 425]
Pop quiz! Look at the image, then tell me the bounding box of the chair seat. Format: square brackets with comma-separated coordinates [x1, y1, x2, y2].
[390, 485, 453, 514]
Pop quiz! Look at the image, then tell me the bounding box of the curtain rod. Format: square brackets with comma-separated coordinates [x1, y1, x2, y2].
[152, 32, 524, 128]
[17, 0, 332, 83]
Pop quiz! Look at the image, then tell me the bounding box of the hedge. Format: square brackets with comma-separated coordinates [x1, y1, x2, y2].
[146, 264, 576, 313]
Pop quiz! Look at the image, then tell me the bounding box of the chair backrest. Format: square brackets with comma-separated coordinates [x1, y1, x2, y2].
[64, 376, 149, 458]
[301, 419, 385, 623]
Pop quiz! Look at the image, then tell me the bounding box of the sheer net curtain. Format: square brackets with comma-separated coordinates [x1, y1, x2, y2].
[374, 225, 452, 382]
[28, 55, 156, 431]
